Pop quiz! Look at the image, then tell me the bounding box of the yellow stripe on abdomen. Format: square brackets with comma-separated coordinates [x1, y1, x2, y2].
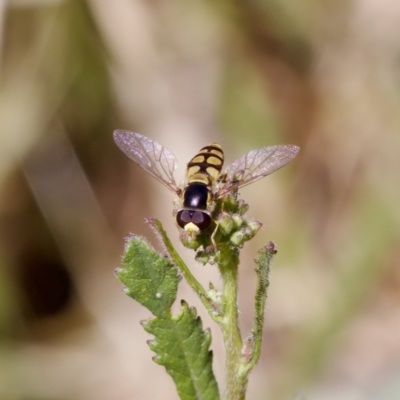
[187, 143, 224, 185]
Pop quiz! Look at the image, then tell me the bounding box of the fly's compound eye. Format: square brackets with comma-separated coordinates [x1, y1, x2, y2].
[176, 209, 212, 231]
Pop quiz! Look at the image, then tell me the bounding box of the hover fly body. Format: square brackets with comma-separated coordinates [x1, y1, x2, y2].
[176, 143, 224, 233]
[113, 130, 299, 235]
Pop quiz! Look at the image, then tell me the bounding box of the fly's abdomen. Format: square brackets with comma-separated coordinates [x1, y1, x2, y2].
[187, 143, 224, 186]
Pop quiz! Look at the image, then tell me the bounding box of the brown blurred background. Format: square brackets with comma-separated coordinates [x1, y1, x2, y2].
[0, 0, 399, 399]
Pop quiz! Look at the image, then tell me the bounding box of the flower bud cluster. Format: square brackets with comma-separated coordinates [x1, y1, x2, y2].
[179, 194, 262, 263]
[216, 195, 262, 247]
[216, 210, 262, 247]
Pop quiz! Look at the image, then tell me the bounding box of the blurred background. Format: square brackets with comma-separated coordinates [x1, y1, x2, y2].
[0, 0, 399, 399]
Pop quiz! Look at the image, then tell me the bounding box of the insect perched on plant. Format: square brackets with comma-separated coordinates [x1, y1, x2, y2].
[113, 130, 299, 240]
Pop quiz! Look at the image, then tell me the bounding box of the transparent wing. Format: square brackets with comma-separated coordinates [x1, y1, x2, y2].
[113, 130, 180, 194]
[217, 145, 300, 197]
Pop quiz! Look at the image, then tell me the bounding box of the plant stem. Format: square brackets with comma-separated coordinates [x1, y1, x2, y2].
[149, 219, 218, 319]
[150, 219, 276, 399]
[245, 243, 275, 373]
[218, 246, 247, 400]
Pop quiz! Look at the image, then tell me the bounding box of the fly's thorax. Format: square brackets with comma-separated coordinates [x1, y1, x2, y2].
[187, 143, 224, 186]
[183, 182, 210, 209]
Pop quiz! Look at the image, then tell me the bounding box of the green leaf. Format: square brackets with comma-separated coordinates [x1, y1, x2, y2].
[117, 234, 180, 318]
[142, 301, 220, 400]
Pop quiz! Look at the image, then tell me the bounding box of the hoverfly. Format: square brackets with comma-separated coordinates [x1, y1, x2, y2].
[113, 130, 299, 235]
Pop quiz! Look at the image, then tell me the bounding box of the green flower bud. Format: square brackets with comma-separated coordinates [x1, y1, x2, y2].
[231, 213, 244, 229]
[180, 231, 201, 249]
[207, 286, 223, 315]
[230, 230, 245, 246]
[237, 199, 249, 215]
[222, 194, 239, 212]
[218, 213, 234, 235]
[243, 220, 262, 240]
[195, 251, 209, 265]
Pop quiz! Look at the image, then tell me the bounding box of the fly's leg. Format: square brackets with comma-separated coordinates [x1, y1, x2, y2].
[210, 220, 219, 248]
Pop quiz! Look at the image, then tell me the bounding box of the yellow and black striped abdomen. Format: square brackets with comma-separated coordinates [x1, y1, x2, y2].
[187, 143, 224, 185]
